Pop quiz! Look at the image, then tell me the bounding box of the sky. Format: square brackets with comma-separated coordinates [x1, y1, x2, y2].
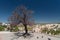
[0, 0, 60, 23]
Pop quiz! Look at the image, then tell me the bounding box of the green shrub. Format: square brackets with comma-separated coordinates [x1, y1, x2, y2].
[2, 25, 7, 28]
[47, 31, 50, 34]
[54, 29, 60, 35]
[12, 26, 19, 32]
[42, 28, 60, 35]
[42, 28, 48, 33]
[27, 27, 33, 31]
[0, 26, 5, 31]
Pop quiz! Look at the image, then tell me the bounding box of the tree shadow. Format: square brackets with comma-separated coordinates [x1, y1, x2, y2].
[11, 32, 34, 40]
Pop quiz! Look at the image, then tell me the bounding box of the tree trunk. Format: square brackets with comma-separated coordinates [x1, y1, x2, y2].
[24, 24, 28, 34]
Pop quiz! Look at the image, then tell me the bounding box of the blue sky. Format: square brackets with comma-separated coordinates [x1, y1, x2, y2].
[0, 0, 60, 23]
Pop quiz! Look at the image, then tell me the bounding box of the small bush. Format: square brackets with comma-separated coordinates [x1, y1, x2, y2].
[0, 26, 5, 31]
[12, 26, 19, 32]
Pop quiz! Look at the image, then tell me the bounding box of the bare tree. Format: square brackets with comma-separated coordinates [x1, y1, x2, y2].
[8, 6, 34, 35]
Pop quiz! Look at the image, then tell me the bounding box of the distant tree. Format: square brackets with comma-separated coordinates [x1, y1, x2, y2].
[8, 6, 34, 35]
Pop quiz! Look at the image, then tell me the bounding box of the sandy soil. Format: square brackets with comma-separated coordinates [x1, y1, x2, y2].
[0, 31, 60, 40]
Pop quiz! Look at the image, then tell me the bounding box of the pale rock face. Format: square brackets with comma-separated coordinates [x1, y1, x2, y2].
[35, 27, 40, 33]
[58, 24, 60, 28]
[5, 28, 7, 31]
[33, 24, 60, 33]
[54, 29, 57, 31]
[33, 25, 40, 33]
